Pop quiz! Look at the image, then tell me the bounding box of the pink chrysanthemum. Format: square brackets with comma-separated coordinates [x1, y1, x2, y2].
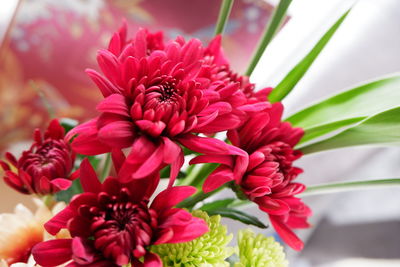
[32, 159, 208, 267]
[201, 36, 272, 109]
[192, 103, 311, 250]
[0, 119, 76, 195]
[67, 25, 259, 184]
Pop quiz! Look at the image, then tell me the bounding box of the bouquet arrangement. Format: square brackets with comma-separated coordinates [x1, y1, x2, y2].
[1, 0, 400, 266]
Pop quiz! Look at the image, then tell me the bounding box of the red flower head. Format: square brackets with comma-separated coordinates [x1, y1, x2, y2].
[67, 25, 254, 185]
[192, 103, 311, 251]
[201, 35, 272, 110]
[0, 119, 76, 195]
[32, 158, 208, 267]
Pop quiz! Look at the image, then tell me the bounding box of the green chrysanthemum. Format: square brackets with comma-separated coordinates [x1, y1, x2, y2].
[151, 210, 234, 266]
[234, 229, 288, 267]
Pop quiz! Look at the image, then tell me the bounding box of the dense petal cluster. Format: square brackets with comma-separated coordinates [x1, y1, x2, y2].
[67, 26, 256, 184]
[194, 103, 311, 250]
[202, 36, 272, 107]
[24, 23, 311, 265]
[0, 120, 76, 195]
[151, 210, 234, 266]
[234, 229, 288, 267]
[32, 159, 208, 267]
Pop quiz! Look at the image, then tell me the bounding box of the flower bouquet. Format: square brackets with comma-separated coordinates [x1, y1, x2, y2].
[1, 0, 400, 266]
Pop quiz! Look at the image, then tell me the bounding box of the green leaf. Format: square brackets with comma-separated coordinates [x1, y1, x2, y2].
[287, 75, 400, 144]
[207, 208, 268, 229]
[268, 9, 351, 103]
[160, 165, 186, 179]
[302, 178, 400, 196]
[299, 107, 400, 154]
[60, 118, 78, 133]
[214, 0, 234, 36]
[199, 198, 236, 211]
[55, 179, 83, 203]
[299, 117, 364, 144]
[245, 0, 292, 76]
[100, 153, 112, 181]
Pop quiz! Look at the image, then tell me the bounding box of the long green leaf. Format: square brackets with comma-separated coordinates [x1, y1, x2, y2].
[214, 0, 234, 36]
[268, 9, 351, 102]
[302, 178, 400, 196]
[300, 117, 364, 144]
[299, 107, 400, 154]
[245, 0, 292, 76]
[207, 208, 268, 228]
[287, 75, 400, 144]
[199, 198, 236, 211]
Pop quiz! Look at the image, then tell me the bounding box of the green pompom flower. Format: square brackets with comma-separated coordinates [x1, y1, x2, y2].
[234, 229, 288, 267]
[151, 210, 234, 266]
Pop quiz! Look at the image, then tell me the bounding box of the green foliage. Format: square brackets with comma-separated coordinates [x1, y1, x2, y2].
[299, 107, 400, 154]
[268, 9, 351, 102]
[245, 0, 293, 76]
[206, 208, 268, 229]
[286, 75, 400, 144]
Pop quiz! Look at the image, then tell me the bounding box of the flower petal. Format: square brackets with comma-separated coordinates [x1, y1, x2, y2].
[96, 94, 130, 117]
[97, 120, 135, 149]
[269, 216, 304, 251]
[32, 239, 73, 266]
[86, 69, 121, 97]
[132, 144, 164, 179]
[151, 186, 196, 212]
[45, 119, 65, 139]
[68, 119, 111, 155]
[178, 134, 245, 156]
[45, 207, 75, 235]
[71, 237, 97, 265]
[203, 166, 234, 193]
[50, 178, 72, 191]
[79, 158, 102, 193]
[144, 252, 163, 267]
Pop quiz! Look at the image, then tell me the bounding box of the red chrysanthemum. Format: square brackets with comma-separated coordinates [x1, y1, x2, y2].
[66, 25, 258, 185]
[0, 119, 76, 195]
[32, 158, 208, 267]
[192, 103, 311, 250]
[201, 35, 272, 111]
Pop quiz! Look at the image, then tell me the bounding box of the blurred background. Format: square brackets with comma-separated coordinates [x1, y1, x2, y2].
[0, 0, 399, 266]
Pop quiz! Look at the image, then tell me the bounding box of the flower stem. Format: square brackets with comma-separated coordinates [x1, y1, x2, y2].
[177, 186, 224, 210]
[178, 163, 218, 190]
[245, 0, 292, 76]
[177, 164, 202, 186]
[100, 153, 112, 181]
[42, 194, 55, 209]
[214, 0, 234, 36]
[301, 178, 400, 196]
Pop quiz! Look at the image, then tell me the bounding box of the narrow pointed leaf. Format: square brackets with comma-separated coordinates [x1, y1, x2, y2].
[268, 9, 351, 102]
[207, 208, 268, 228]
[302, 178, 400, 196]
[245, 0, 292, 76]
[299, 107, 400, 154]
[299, 117, 364, 144]
[214, 0, 234, 35]
[286, 75, 400, 144]
[199, 198, 236, 211]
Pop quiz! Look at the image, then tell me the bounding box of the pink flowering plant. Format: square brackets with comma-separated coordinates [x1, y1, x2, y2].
[2, 0, 400, 266]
